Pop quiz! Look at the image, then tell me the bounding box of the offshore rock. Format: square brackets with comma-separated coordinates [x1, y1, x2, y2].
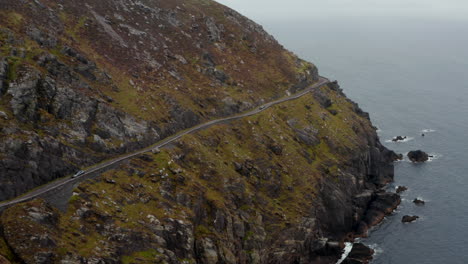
[408, 150, 429, 163]
[413, 198, 425, 205]
[396, 186, 408, 193]
[402, 215, 419, 223]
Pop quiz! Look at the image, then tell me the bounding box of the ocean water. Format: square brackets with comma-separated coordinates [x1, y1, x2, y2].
[261, 18, 468, 263]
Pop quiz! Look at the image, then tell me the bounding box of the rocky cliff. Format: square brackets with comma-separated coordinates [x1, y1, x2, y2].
[0, 0, 398, 263]
[0, 0, 317, 201]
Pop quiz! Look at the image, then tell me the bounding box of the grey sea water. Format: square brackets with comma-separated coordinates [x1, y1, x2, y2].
[262, 18, 468, 263]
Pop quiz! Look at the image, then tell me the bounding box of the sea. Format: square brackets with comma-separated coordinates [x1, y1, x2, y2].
[260, 17, 468, 263]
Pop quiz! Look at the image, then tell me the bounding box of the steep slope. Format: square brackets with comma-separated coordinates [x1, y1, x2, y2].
[0, 0, 317, 200]
[0, 82, 399, 264]
[0, 0, 401, 263]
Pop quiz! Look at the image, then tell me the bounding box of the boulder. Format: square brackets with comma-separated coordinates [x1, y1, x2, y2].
[402, 215, 419, 223]
[395, 186, 408, 194]
[407, 150, 429, 163]
[413, 198, 425, 205]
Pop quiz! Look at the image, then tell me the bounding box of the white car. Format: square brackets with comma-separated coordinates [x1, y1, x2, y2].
[72, 170, 85, 178]
[259, 105, 266, 110]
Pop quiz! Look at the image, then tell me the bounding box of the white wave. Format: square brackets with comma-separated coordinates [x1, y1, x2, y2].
[421, 129, 436, 133]
[336, 242, 354, 264]
[367, 243, 384, 258]
[385, 137, 414, 143]
[427, 153, 442, 162]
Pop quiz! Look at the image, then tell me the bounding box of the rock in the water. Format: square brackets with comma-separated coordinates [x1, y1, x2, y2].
[392, 136, 406, 142]
[413, 198, 425, 205]
[396, 186, 408, 193]
[402, 215, 419, 223]
[407, 150, 429, 162]
[342, 243, 374, 264]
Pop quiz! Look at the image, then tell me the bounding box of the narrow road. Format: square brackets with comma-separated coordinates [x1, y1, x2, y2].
[0, 77, 330, 209]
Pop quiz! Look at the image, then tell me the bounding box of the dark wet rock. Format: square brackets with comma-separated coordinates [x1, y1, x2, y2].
[408, 150, 429, 163]
[392, 136, 406, 142]
[396, 186, 408, 193]
[342, 243, 374, 264]
[402, 215, 419, 223]
[413, 198, 425, 205]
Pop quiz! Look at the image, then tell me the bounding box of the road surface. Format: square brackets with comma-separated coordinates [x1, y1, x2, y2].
[0, 77, 330, 209]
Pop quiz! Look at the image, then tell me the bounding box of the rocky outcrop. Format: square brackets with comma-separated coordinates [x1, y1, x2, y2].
[402, 215, 419, 223]
[413, 198, 425, 205]
[0, 58, 159, 200]
[408, 150, 429, 163]
[355, 192, 401, 236]
[392, 136, 406, 142]
[396, 186, 408, 193]
[342, 243, 374, 264]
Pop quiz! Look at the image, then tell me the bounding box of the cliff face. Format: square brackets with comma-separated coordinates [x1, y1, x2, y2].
[0, 0, 399, 263]
[0, 0, 317, 200]
[0, 82, 398, 264]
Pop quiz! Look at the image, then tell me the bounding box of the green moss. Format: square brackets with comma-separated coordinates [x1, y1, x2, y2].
[195, 225, 213, 238]
[122, 249, 162, 264]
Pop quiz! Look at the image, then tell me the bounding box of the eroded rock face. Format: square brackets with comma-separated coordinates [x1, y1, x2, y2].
[355, 192, 401, 236]
[0, 60, 159, 200]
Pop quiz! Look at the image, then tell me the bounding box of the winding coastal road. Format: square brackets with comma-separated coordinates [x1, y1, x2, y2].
[0, 77, 330, 209]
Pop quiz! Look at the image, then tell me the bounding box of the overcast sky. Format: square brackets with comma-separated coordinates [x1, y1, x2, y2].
[215, 0, 468, 22]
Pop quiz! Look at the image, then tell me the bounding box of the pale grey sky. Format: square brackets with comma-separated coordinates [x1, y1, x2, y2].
[215, 0, 468, 21]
